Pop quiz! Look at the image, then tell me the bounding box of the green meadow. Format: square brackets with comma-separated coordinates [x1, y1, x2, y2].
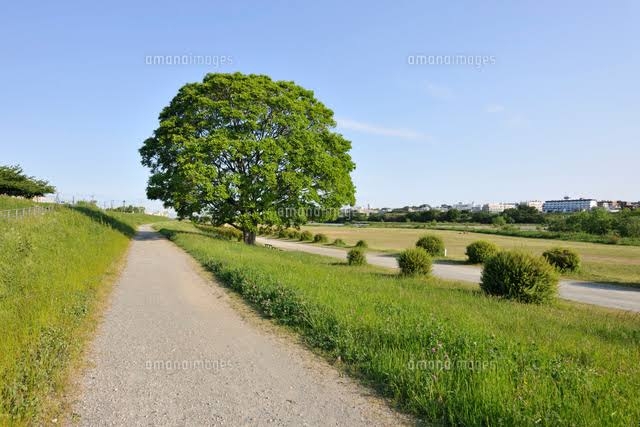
[158, 221, 640, 426]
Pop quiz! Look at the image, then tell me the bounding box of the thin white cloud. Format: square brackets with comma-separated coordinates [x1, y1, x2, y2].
[336, 118, 430, 141]
[424, 82, 453, 100]
[485, 103, 505, 113]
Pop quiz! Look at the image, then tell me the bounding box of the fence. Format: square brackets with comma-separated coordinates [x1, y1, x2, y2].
[0, 205, 56, 220]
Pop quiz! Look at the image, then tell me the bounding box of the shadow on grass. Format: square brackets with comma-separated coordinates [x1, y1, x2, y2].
[70, 206, 137, 238]
[158, 227, 242, 243]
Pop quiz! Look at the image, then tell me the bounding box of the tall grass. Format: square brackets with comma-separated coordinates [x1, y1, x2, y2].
[158, 221, 640, 426]
[0, 196, 38, 210]
[0, 201, 165, 423]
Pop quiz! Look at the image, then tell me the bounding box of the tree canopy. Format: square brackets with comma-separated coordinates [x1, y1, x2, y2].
[0, 165, 55, 199]
[140, 73, 356, 243]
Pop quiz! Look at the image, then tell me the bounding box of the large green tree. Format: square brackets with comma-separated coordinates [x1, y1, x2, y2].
[140, 73, 356, 244]
[0, 165, 55, 198]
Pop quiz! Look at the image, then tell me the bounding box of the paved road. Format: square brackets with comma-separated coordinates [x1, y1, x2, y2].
[71, 227, 407, 426]
[257, 237, 640, 313]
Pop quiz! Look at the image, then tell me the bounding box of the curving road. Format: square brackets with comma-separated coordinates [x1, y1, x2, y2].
[71, 227, 408, 426]
[257, 237, 640, 313]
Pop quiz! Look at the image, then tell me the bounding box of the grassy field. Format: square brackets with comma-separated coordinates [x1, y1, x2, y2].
[300, 225, 640, 286]
[157, 221, 640, 426]
[0, 197, 166, 424]
[0, 197, 40, 210]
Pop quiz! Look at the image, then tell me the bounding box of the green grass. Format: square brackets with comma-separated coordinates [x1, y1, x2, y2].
[0, 201, 167, 423]
[300, 225, 640, 286]
[157, 221, 640, 426]
[0, 196, 38, 210]
[351, 221, 640, 246]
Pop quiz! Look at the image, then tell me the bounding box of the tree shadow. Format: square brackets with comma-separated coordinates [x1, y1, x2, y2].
[434, 259, 471, 266]
[69, 206, 137, 238]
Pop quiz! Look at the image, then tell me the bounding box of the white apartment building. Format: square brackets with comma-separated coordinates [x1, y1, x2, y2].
[523, 200, 544, 212]
[482, 202, 517, 213]
[542, 198, 597, 213]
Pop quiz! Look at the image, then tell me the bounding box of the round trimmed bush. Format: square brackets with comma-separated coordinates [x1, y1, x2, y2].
[347, 248, 367, 266]
[397, 248, 432, 276]
[277, 229, 288, 238]
[542, 247, 581, 272]
[286, 229, 301, 239]
[466, 240, 499, 264]
[333, 238, 346, 247]
[258, 226, 273, 236]
[355, 240, 368, 249]
[415, 234, 445, 257]
[313, 233, 329, 243]
[481, 250, 558, 304]
[299, 230, 313, 241]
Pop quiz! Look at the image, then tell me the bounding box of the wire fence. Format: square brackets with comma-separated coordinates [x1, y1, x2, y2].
[0, 205, 57, 220]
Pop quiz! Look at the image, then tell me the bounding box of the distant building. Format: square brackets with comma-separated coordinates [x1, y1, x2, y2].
[597, 201, 621, 212]
[543, 198, 597, 213]
[415, 204, 432, 211]
[482, 202, 517, 214]
[451, 202, 482, 212]
[522, 200, 544, 212]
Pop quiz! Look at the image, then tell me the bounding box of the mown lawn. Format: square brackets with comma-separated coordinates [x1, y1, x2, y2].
[299, 224, 640, 286]
[158, 221, 640, 426]
[0, 201, 166, 424]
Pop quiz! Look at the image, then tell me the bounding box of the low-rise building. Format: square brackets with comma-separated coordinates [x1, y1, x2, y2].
[543, 198, 597, 213]
[451, 202, 482, 212]
[522, 200, 544, 212]
[482, 202, 517, 214]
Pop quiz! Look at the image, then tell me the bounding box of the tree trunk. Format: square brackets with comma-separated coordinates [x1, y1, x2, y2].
[243, 230, 256, 245]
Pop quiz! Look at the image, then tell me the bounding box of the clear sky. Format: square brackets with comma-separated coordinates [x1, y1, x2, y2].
[1, 0, 638, 210]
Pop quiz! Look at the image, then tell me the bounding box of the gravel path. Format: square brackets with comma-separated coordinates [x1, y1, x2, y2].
[71, 227, 408, 426]
[257, 237, 640, 313]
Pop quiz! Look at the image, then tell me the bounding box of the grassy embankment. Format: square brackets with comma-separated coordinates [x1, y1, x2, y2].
[298, 225, 640, 286]
[157, 221, 640, 426]
[0, 196, 166, 424]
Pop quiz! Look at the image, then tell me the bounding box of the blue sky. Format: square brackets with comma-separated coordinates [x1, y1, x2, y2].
[1, 0, 638, 210]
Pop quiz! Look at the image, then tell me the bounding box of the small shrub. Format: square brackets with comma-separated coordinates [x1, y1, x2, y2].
[481, 250, 558, 304]
[332, 238, 346, 247]
[466, 241, 499, 264]
[397, 248, 432, 276]
[299, 230, 313, 241]
[286, 229, 301, 239]
[313, 233, 329, 243]
[258, 226, 274, 236]
[347, 248, 367, 266]
[355, 240, 368, 249]
[605, 232, 621, 245]
[415, 234, 445, 257]
[492, 216, 507, 227]
[277, 229, 288, 238]
[198, 225, 243, 241]
[542, 247, 581, 272]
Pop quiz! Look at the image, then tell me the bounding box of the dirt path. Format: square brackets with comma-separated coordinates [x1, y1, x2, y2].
[70, 227, 408, 426]
[257, 237, 640, 313]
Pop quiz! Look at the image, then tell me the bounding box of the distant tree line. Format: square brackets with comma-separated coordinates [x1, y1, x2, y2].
[0, 165, 55, 199]
[106, 205, 146, 214]
[547, 208, 640, 238]
[363, 204, 545, 224]
[339, 204, 640, 239]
